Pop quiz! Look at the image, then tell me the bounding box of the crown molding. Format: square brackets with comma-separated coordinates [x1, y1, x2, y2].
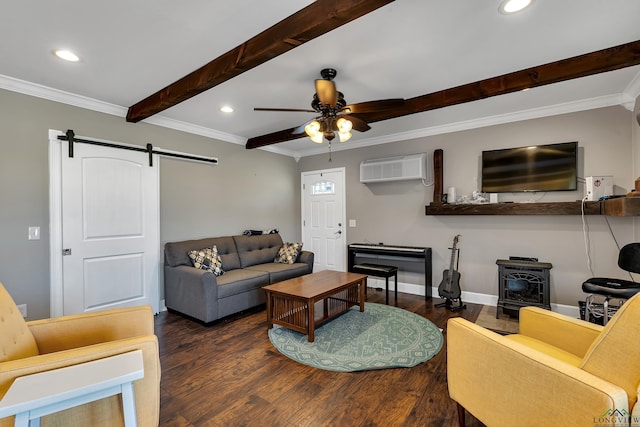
[142, 115, 245, 145]
[0, 74, 126, 116]
[294, 93, 629, 158]
[0, 74, 245, 145]
[622, 69, 640, 110]
[1, 74, 633, 159]
[252, 143, 300, 158]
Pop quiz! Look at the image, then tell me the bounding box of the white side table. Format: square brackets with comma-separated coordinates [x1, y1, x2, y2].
[0, 350, 144, 427]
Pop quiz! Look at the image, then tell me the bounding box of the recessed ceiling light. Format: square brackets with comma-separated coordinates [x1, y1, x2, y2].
[220, 106, 234, 113]
[53, 49, 80, 62]
[499, 0, 534, 14]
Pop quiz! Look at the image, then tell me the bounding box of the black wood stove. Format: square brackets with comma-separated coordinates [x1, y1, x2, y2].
[496, 259, 552, 318]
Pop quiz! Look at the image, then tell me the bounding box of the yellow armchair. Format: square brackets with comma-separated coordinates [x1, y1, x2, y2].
[447, 292, 640, 427]
[0, 283, 160, 427]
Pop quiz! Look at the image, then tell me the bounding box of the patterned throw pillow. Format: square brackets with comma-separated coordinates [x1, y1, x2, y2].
[188, 246, 224, 276]
[274, 242, 303, 264]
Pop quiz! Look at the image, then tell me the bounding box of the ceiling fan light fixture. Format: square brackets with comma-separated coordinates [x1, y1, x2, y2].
[498, 0, 533, 14]
[323, 131, 336, 142]
[310, 133, 324, 144]
[305, 120, 321, 137]
[338, 131, 352, 143]
[336, 117, 352, 133]
[251, 68, 376, 149]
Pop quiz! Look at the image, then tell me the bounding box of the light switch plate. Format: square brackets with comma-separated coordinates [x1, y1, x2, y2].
[28, 226, 40, 240]
[349, 219, 356, 227]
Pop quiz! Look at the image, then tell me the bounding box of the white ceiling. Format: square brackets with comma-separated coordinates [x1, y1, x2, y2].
[2, 1, 640, 158]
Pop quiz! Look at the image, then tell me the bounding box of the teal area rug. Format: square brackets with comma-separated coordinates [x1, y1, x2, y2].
[268, 302, 443, 372]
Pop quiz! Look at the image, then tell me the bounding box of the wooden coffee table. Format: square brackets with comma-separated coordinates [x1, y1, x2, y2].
[263, 270, 367, 342]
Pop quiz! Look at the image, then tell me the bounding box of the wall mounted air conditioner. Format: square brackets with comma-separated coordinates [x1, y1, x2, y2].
[360, 153, 431, 183]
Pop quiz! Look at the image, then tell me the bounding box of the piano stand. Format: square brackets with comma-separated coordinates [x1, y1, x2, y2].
[348, 244, 432, 300]
[436, 297, 466, 312]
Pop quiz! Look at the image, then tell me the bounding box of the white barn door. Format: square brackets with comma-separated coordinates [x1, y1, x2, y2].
[302, 168, 346, 272]
[50, 130, 160, 315]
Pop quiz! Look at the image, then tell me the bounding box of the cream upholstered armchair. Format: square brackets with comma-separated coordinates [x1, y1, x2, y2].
[447, 292, 640, 427]
[0, 283, 160, 426]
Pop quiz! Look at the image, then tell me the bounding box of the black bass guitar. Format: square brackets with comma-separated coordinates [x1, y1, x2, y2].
[436, 234, 466, 311]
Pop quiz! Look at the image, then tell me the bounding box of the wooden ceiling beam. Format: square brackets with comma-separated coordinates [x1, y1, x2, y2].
[246, 127, 307, 150]
[126, 0, 394, 123]
[349, 39, 640, 124]
[247, 39, 640, 148]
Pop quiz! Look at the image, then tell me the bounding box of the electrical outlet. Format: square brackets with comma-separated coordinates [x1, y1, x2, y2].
[17, 304, 27, 318]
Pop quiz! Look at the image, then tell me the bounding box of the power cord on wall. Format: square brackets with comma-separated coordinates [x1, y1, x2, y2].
[581, 195, 595, 277]
[581, 195, 635, 282]
[421, 178, 434, 187]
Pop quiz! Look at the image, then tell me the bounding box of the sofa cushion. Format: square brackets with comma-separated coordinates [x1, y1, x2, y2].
[233, 233, 283, 268]
[165, 236, 241, 270]
[188, 246, 224, 276]
[274, 242, 303, 264]
[246, 263, 310, 284]
[216, 269, 270, 298]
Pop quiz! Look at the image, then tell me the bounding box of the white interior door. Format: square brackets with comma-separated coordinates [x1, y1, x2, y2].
[302, 168, 346, 272]
[57, 135, 160, 314]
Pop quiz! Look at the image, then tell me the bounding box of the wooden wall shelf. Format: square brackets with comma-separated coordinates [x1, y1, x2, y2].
[601, 197, 640, 216]
[425, 198, 640, 216]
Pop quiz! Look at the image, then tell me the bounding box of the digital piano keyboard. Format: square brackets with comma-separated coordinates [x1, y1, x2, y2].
[347, 243, 432, 299]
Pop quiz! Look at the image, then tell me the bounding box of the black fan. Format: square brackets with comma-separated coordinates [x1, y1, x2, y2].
[248, 68, 404, 148]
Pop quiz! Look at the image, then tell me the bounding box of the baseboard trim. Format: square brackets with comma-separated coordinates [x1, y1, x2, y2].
[366, 279, 580, 318]
[161, 282, 580, 318]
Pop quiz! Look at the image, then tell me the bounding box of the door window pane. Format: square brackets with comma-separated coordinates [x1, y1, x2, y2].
[312, 181, 335, 195]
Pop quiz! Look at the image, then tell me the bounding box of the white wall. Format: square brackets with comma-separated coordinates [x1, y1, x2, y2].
[2, 86, 635, 317]
[0, 89, 301, 319]
[298, 106, 635, 307]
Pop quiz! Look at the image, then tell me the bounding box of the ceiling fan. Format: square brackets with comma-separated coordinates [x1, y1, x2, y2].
[248, 68, 404, 149]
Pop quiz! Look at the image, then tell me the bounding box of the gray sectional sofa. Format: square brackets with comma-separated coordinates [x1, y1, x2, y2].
[164, 233, 314, 324]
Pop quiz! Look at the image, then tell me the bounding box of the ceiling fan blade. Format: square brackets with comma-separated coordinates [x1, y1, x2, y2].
[340, 114, 371, 132]
[343, 98, 405, 114]
[254, 107, 317, 113]
[246, 126, 308, 149]
[315, 79, 338, 106]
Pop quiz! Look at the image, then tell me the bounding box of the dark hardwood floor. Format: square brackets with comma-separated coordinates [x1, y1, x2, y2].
[154, 288, 487, 426]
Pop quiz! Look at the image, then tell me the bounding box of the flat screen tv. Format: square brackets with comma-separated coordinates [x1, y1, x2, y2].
[481, 141, 578, 193]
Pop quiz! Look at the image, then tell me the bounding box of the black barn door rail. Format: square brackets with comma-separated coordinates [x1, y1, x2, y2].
[58, 129, 218, 167]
